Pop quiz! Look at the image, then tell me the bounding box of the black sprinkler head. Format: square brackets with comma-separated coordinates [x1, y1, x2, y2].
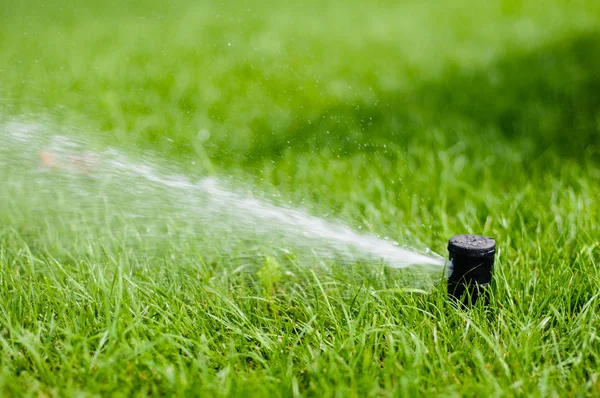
[447, 234, 496, 306]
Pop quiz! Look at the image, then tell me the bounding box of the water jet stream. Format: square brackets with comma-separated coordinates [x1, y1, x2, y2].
[0, 118, 445, 269]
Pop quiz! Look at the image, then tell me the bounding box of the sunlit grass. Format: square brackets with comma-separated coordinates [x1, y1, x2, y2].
[0, 0, 599, 396]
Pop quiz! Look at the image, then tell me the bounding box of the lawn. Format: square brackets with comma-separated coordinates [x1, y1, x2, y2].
[0, 0, 599, 396]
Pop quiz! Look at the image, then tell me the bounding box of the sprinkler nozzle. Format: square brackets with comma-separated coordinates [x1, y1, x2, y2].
[447, 234, 496, 306]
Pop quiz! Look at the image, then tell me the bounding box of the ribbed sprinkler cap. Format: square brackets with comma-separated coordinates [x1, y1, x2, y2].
[447, 234, 496, 306]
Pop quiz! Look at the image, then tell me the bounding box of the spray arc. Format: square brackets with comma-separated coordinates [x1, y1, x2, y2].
[5, 122, 498, 301]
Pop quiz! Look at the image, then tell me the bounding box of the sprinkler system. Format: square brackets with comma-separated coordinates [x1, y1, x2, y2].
[447, 234, 496, 306]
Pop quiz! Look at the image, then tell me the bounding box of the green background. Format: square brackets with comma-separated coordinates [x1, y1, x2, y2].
[0, 0, 599, 395]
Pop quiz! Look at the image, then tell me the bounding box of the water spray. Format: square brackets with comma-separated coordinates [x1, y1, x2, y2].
[3, 121, 500, 301]
[447, 234, 496, 306]
[1, 120, 447, 272]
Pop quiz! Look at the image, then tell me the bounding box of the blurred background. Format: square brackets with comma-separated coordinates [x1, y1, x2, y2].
[0, 0, 598, 252]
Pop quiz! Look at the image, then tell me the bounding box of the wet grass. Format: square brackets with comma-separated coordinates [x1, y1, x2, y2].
[0, 0, 600, 396]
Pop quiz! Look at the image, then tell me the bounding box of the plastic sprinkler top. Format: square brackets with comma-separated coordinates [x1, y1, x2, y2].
[447, 234, 496, 306]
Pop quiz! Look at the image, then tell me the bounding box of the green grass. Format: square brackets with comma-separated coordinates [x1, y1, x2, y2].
[1, 0, 600, 396]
